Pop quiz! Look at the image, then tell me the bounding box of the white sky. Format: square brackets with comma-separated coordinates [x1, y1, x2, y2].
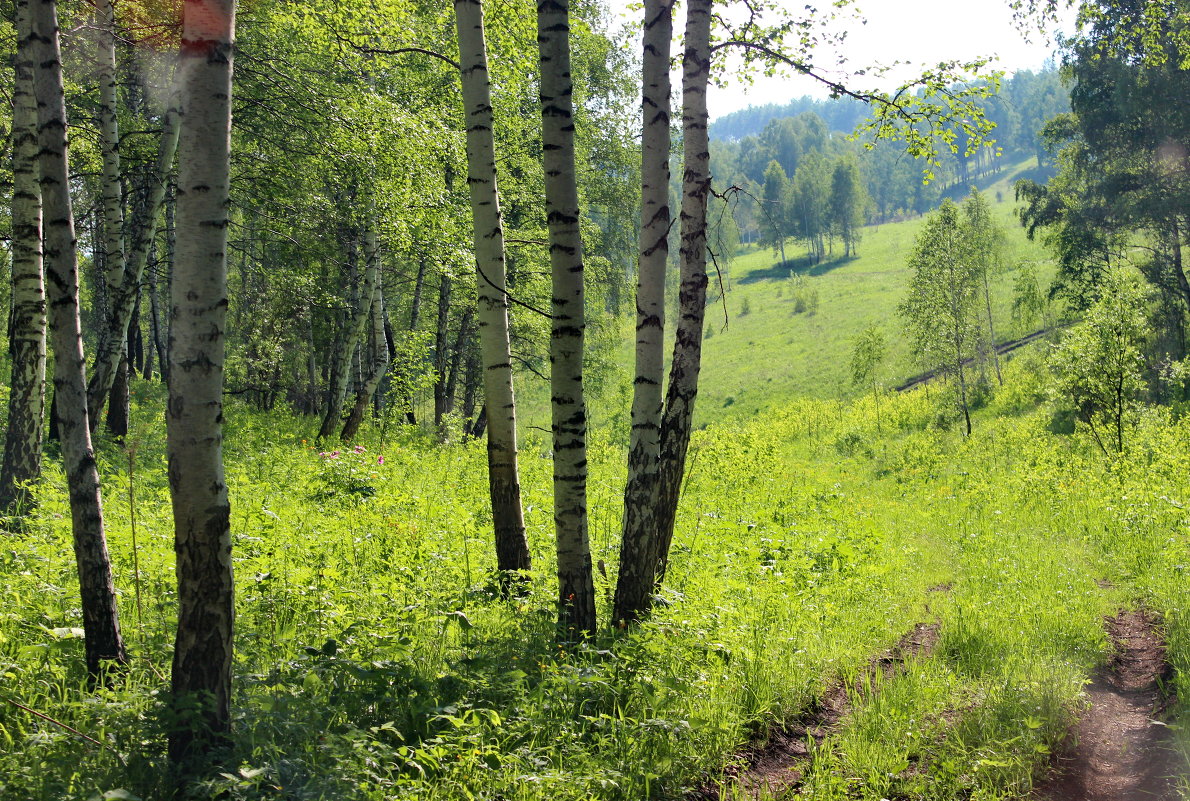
[604, 0, 1076, 119]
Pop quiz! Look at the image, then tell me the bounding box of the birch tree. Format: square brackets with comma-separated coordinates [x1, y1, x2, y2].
[319, 232, 378, 439]
[91, 0, 127, 431]
[29, 0, 127, 675]
[0, 0, 47, 514]
[899, 199, 982, 436]
[652, 0, 713, 585]
[537, 0, 596, 634]
[963, 188, 1005, 384]
[341, 228, 391, 442]
[167, 0, 236, 762]
[453, 0, 532, 579]
[614, 0, 672, 624]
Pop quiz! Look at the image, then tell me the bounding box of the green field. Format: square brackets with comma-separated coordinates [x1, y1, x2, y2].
[687, 161, 1058, 421]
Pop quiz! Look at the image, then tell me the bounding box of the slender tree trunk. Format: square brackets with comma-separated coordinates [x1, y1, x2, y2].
[341, 231, 390, 442]
[88, 87, 182, 424]
[538, 0, 595, 634]
[30, 0, 127, 676]
[455, 0, 531, 578]
[652, 0, 713, 586]
[105, 356, 129, 440]
[319, 235, 377, 439]
[956, 348, 972, 436]
[614, 0, 672, 624]
[1171, 217, 1190, 315]
[981, 270, 1002, 385]
[148, 246, 168, 381]
[444, 311, 473, 416]
[403, 258, 427, 425]
[94, 0, 125, 388]
[0, 0, 47, 514]
[433, 272, 452, 428]
[461, 342, 480, 423]
[167, 0, 236, 764]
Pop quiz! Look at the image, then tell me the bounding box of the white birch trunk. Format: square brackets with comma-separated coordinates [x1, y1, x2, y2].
[454, 0, 531, 578]
[95, 0, 125, 366]
[88, 93, 182, 422]
[29, 0, 127, 675]
[167, 0, 236, 762]
[654, 0, 713, 584]
[537, 0, 596, 634]
[319, 235, 377, 439]
[341, 228, 390, 442]
[614, 0, 673, 624]
[0, 0, 47, 514]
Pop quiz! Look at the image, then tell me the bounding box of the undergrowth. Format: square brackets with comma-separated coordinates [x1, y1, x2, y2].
[0, 350, 1187, 800]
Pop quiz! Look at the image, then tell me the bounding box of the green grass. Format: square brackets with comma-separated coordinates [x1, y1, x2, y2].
[1, 350, 1187, 800]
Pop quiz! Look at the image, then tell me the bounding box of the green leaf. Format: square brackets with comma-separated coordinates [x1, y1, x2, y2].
[445, 611, 473, 630]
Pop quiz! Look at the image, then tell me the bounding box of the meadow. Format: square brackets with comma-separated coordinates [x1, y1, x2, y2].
[1, 345, 1186, 800]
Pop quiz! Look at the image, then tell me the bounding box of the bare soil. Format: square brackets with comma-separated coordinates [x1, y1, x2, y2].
[1034, 609, 1185, 801]
[692, 622, 941, 800]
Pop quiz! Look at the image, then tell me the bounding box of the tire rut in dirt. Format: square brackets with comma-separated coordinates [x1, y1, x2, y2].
[1033, 609, 1185, 801]
[692, 622, 941, 800]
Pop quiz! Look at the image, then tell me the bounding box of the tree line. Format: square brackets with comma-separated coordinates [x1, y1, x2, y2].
[711, 67, 1071, 256]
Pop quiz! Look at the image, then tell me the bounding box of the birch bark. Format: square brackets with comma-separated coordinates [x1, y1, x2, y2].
[341, 228, 390, 442]
[30, 0, 127, 675]
[455, 0, 531, 577]
[318, 234, 378, 439]
[0, 0, 47, 514]
[167, 0, 236, 762]
[653, 0, 713, 584]
[613, 0, 673, 623]
[537, 0, 595, 634]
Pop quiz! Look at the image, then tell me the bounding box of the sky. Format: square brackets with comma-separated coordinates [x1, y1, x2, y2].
[604, 0, 1076, 120]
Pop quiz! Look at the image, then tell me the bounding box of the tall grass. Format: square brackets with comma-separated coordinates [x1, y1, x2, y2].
[0, 350, 1186, 800]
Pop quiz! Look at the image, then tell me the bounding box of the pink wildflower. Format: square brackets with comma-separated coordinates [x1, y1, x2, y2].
[354, 445, 366, 453]
[377, 455, 384, 465]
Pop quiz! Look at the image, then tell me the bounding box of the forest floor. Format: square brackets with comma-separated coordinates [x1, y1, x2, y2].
[1034, 610, 1186, 801]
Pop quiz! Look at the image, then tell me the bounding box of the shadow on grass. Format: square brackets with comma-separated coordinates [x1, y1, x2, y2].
[739, 253, 858, 284]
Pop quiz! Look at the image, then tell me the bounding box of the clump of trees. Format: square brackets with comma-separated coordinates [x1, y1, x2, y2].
[899, 190, 1006, 434]
[1049, 268, 1153, 454]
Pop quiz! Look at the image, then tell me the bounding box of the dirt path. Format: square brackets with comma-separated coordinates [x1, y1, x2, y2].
[1034, 610, 1185, 801]
[693, 622, 941, 800]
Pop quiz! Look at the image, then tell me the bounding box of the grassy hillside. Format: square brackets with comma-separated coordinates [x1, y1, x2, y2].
[686, 160, 1058, 423]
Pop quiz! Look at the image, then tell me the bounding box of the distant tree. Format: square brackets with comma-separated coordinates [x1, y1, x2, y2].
[760, 159, 790, 263]
[830, 155, 867, 257]
[850, 324, 886, 428]
[1011, 262, 1049, 330]
[900, 199, 983, 435]
[791, 152, 830, 263]
[962, 188, 1006, 383]
[1049, 267, 1152, 454]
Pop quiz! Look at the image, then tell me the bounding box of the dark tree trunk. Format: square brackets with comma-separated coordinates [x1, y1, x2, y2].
[433, 272, 452, 428]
